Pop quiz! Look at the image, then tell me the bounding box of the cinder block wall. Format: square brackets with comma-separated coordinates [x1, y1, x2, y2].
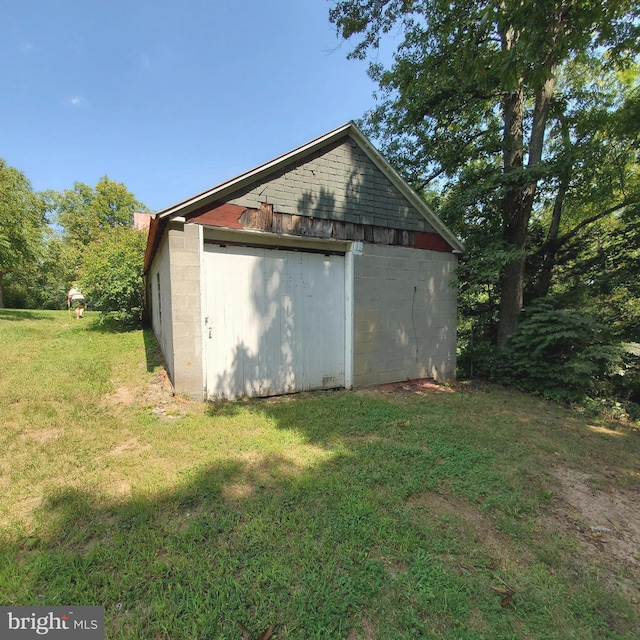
[166, 222, 204, 398]
[353, 244, 457, 386]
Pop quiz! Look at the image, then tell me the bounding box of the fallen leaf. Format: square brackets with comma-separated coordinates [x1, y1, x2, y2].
[501, 594, 514, 607]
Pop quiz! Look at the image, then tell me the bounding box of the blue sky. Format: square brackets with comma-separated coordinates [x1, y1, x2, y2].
[1, 1, 385, 212]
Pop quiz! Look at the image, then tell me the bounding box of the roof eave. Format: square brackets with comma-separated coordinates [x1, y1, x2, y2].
[150, 120, 464, 258]
[156, 122, 355, 221]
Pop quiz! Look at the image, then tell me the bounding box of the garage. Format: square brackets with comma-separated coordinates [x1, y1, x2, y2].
[203, 239, 348, 399]
[144, 122, 462, 399]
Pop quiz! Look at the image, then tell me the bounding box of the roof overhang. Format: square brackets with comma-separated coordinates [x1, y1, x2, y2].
[144, 122, 464, 273]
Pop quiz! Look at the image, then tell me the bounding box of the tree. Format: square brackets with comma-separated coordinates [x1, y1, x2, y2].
[528, 65, 640, 301]
[79, 227, 147, 326]
[51, 176, 149, 292]
[55, 176, 148, 249]
[0, 159, 47, 308]
[330, 0, 640, 346]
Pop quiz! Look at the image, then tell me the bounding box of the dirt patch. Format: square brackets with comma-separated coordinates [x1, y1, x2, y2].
[378, 378, 455, 395]
[548, 467, 640, 569]
[102, 367, 199, 421]
[105, 386, 137, 407]
[19, 428, 64, 445]
[108, 437, 152, 456]
[407, 491, 516, 564]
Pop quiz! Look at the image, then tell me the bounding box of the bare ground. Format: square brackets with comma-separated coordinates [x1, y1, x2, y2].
[546, 467, 640, 605]
[378, 378, 640, 609]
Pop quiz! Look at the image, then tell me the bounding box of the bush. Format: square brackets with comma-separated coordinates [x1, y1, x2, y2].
[491, 299, 624, 403]
[79, 228, 146, 327]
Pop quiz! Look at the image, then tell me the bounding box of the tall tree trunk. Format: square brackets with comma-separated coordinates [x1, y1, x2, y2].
[496, 6, 564, 347]
[536, 172, 569, 298]
[0, 270, 4, 308]
[497, 82, 526, 349]
[497, 194, 529, 348]
[497, 72, 557, 347]
[535, 116, 571, 299]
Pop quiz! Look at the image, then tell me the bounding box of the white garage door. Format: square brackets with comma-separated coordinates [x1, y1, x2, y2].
[203, 242, 346, 399]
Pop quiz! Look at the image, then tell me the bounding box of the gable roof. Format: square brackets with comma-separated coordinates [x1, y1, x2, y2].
[145, 122, 463, 270]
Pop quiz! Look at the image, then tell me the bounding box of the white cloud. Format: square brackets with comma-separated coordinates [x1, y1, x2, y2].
[69, 96, 88, 107]
[21, 42, 33, 52]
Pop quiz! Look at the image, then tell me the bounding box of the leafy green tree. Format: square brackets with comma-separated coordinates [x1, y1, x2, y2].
[0, 159, 48, 308]
[55, 176, 148, 250]
[50, 176, 149, 297]
[79, 228, 147, 326]
[331, 0, 640, 346]
[528, 66, 640, 300]
[34, 234, 80, 309]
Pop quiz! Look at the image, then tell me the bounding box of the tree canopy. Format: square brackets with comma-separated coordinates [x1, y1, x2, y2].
[331, 0, 640, 346]
[331, 0, 640, 413]
[0, 159, 48, 308]
[79, 227, 148, 327]
[0, 167, 149, 316]
[55, 175, 149, 249]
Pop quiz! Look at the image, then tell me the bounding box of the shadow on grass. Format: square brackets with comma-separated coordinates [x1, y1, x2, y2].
[84, 316, 163, 373]
[1, 393, 637, 640]
[0, 309, 56, 321]
[142, 328, 165, 373]
[2, 452, 394, 640]
[85, 314, 143, 335]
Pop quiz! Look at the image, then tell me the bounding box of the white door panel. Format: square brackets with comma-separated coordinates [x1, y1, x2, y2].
[204, 244, 345, 399]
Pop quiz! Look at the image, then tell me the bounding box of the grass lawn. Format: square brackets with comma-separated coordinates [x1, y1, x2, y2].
[1, 309, 639, 639]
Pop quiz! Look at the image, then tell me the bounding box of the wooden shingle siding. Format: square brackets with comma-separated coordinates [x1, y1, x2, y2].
[227, 137, 436, 234]
[189, 204, 453, 252]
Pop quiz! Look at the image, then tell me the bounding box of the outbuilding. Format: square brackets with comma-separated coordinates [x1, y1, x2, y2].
[144, 122, 463, 400]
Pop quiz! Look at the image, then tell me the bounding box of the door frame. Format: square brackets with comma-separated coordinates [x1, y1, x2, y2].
[198, 226, 355, 398]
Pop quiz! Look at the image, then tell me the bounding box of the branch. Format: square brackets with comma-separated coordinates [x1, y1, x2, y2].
[532, 198, 639, 258]
[419, 166, 447, 189]
[559, 200, 635, 243]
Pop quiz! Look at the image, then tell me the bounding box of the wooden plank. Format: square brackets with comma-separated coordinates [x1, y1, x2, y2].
[188, 202, 245, 229]
[373, 227, 394, 244]
[312, 218, 333, 238]
[414, 231, 453, 252]
[239, 203, 273, 231]
[194, 201, 450, 251]
[272, 212, 283, 235]
[364, 226, 375, 243]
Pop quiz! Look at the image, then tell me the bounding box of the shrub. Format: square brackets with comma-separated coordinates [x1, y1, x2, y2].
[492, 299, 624, 403]
[79, 228, 146, 327]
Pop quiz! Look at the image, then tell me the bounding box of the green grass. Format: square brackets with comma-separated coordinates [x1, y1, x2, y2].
[1, 309, 639, 639]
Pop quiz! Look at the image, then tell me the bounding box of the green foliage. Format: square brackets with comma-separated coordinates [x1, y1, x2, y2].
[492, 299, 625, 403]
[43, 176, 150, 312]
[0, 159, 48, 307]
[54, 176, 148, 250]
[79, 228, 147, 327]
[331, 0, 640, 347]
[0, 169, 149, 312]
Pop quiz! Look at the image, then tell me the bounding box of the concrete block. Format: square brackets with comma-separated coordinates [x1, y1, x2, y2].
[172, 309, 202, 325]
[168, 235, 185, 251]
[353, 371, 385, 387]
[354, 337, 382, 355]
[171, 250, 200, 268]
